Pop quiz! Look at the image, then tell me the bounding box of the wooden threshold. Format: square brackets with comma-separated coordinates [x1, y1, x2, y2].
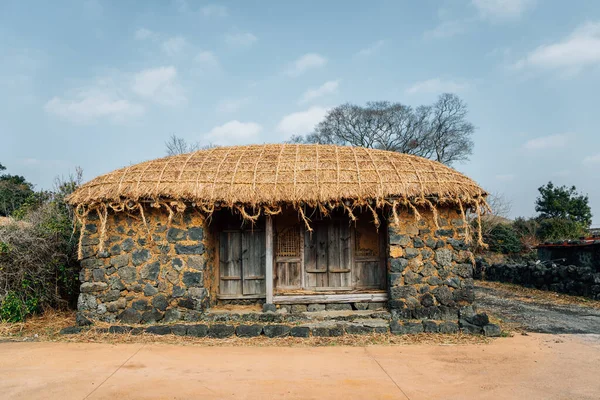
[273, 292, 387, 304]
[217, 294, 265, 300]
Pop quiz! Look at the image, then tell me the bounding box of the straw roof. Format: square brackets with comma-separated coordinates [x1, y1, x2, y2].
[68, 144, 485, 208]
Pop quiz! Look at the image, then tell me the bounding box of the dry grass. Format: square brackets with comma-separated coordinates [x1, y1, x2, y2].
[477, 281, 600, 310]
[0, 310, 491, 347]
[67, 144, 487, 214]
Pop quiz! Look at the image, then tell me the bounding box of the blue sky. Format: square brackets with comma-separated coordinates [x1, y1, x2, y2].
[1, 0, 600, 224]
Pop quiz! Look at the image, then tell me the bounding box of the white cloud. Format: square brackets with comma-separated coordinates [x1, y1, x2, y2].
[162, 36, 187, 56]
[405, 78, 470, 94]
[277, 107, 328, 136]
[472, 0, 535, 20]
[356, 40, 385, 57]
[225, 32, 257, 47]
[135, 28, 156, 40]
[131, 66, 185, 106]
[522, 133, 571, 150]
[583, 153, 600, 165]
[44, 80, 144, 124]
[424, 20, 467, 39]
[203, 120, 263, 145]
[299, 80, 339, 104]
[513, 22, 600, 74]
[200, 4, 228, 17]
[285, 53, 327, 77]
[194, 51, 220, 70]
[216, 97, 251, 113]
[495, 174, 515, 182]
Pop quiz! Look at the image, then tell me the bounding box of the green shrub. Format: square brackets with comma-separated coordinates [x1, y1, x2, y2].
[536, 218, 587, 241]
[0, 291, 24, 322]
[485, 223, 522, 254]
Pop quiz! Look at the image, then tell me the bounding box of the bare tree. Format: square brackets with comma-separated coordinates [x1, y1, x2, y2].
[289, 93, 475, 165]
[165, 134, 219, 156]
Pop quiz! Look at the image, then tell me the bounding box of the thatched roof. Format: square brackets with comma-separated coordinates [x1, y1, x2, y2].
[68, 144, 486, 208]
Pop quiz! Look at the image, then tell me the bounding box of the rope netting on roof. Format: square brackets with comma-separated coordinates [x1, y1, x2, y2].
[67, 144, 489, 257]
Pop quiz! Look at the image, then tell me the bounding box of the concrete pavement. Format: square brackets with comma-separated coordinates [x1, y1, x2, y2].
[1, 333, 599, 399]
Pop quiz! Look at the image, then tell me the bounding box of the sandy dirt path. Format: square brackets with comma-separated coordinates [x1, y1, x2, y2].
[1, 333, 599, 400]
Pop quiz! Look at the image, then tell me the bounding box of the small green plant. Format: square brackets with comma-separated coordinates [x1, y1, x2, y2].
[0, 291, 24, 322]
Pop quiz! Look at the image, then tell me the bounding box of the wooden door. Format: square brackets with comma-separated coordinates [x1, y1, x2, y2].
[352, 218, 386, 289]
[304, 220, 352, 290]
[219, 229, 266, 298]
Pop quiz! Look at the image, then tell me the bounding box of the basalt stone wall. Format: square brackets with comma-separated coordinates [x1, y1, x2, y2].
[476, 260, 600, 300]
[77, 207, 209, 325]
[387, 207, 474, 321]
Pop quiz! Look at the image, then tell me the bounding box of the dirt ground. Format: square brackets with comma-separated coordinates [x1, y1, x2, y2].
[1, 333, 599, 400]
[1, 282, 600, 399]
[475, 281, 600, 334]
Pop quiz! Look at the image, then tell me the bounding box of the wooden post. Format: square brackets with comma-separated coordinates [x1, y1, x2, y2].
[265, 215, 274, 304]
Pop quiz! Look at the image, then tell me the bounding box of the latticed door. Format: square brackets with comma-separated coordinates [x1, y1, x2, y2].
[219, 229, 266, 298]
[274, 225, 303, 290]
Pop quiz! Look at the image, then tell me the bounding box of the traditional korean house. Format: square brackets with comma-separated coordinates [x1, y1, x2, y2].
[68, 144, 487, 326]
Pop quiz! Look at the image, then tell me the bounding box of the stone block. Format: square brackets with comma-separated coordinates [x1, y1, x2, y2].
[390, 258, 408, 273]
[236, 324, 264, 337]
[367, 302, 385, 311]
[291, 304, 307, 313]
[307, 304, 326, 312]
[187, 324, 209, 337]
[263, 325, 291, 338]
[390, 320, 424, 335]
[326, 303, 352, 311]
[80, 282, 108, 293]
[435, 249, 453, 267]
[438, 321, 459, 334]
[141, 309, 164, 324]
[152, 294, 169, 311]
[389, 233, 410, 246]
[187, 255, 205, 271]
[188, 227, 203, 241]
[459, 319, 482, 334]
[145, 325, 171, 335]
[118, 267, 137, 283]
[262, 303, 277, 313]
[432, 286, 454, 306]
[483, 324, 502, 337]
[167, 228, 187, 242]
[175, 244, 205, 255]
[118, 308, 142, 324]
[405, 248, 420, 259]
[312, 325, 344, 337]
[422, 320, 439, 333]
[171, 324, 188, 336]
[109, 325, 132, 334]
[345, 324, 373, 335]
[208, 324, 235, 338]
[183, 272, 203, 287]
[290, 326, 310, 338]
[143, 284, 158, 296]
[163, 308, 182, 323]
[141, 261, 160, 280]
[465, 313, 489, 327]
[132, 249, 151, 266]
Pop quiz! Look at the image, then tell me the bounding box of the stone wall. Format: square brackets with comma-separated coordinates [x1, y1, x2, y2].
[77, 207, 209, 325]
[387, 207, 474, 321]
[475, 259, 600, 300]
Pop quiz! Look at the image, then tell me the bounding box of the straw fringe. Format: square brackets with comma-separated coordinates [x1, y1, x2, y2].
[67, 144, 489, 258]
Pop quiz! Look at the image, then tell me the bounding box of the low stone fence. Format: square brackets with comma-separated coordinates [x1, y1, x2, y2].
[475, 259, 600, 300]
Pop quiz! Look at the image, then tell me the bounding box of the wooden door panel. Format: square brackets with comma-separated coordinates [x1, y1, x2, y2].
[219, 231, 242, 296]
[354, 260, 383, 288]
[275, 260, 302, 289]
[242, 230, 266, 296]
